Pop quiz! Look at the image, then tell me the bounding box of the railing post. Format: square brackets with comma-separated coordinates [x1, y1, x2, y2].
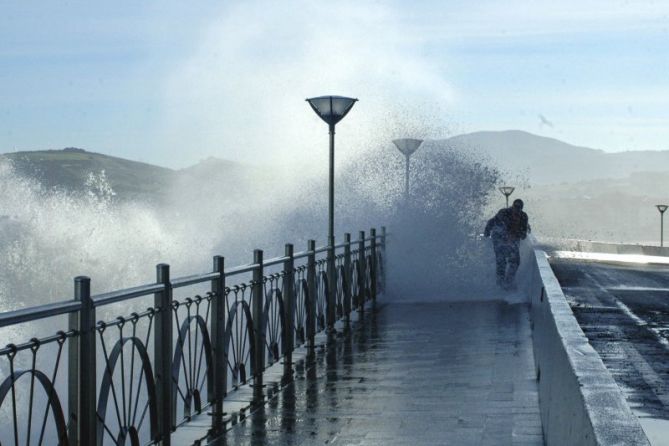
[358, 231, 366, 313]
[306, 240, 317, 346]
[69, 276, 96, 446]
[210, 256, 225, 434]
[326, 235, 336, 332]
[252, 249, 265, 388]
[154, 263, 173, 446]
[370, 228, 377, 301]
[343, 233, 352, 321]
[283, 244, 295, 377]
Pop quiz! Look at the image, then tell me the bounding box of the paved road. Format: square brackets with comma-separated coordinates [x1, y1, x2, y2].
[213, 302, 543, 445]
[550, 258, 669, 444]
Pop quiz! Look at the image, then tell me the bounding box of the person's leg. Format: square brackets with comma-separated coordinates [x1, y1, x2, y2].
[505, 242, 521, 283]
[493, 242, 507, 285]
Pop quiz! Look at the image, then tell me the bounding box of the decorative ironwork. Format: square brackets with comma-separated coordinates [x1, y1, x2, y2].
[316, 261, 329, 331]
[376, 250, 385, 294]
[351, 255, 362, 309]
[171, 294, 213, 425]
[263, 275, 285, 366]
[0, 226, 386, 445]
[335, 255, 346, 318]
[96, 311, 159, 446]
[365, 253, 373, 302]
[0, 332, 70, 446]
[294, 266, 309, 346]
[224, 285, 256, 390]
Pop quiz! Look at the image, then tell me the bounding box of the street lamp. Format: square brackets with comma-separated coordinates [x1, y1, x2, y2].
[306, 95, 358, 331]
[392, 138, 423, 202]
[499, 186, 515, 207]
[657, 204, 668, 247]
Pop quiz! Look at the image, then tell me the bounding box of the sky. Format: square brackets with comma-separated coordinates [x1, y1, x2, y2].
[0, 0, 668, 169]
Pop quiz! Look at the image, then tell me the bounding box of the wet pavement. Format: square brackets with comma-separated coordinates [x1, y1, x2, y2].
[551, 258, 669, 445]
[213, 301, 543, 445]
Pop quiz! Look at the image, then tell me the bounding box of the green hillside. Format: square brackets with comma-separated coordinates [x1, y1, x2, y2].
[1, 148, 176, 201]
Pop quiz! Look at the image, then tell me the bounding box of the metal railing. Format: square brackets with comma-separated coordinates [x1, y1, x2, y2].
[0, 227, 386, 445]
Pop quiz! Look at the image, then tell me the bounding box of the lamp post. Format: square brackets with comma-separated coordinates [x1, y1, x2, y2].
[306, 95, 357, 331]
[499, 186, 515, 207]
[392, 138, 423, 202]
[657, 204, 668, 247]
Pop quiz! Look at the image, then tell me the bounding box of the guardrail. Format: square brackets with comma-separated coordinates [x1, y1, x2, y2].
[0, 227, 386, 446]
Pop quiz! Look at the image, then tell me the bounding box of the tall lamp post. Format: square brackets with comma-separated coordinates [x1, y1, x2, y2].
[306, 95, 358, 331]
[392, 138, 423, 202]
[657, 204, 668, 247]
[499, 186, 515, 207]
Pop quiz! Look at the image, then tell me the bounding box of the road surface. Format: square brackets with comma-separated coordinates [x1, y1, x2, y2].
[551, 257, 669, 445]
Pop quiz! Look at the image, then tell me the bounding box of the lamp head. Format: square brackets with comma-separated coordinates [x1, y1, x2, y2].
[392, 138, 424, 157]
[306, 95, 358, 126]
[657, 204, 668, 213]
[499, 186, 515, 197]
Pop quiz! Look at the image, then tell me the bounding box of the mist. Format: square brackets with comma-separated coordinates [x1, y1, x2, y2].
[0, 128, 505, 311]
[156, 0, 455, 169]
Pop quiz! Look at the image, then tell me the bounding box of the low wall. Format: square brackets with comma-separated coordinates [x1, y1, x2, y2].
[574, 240, 669, 257]
[524, 246, 650, 445]
[542, 238, 669, 257]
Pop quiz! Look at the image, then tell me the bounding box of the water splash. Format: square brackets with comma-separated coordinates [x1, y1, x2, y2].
[0, 159, 200, 308]
[0, 136, 501, 309]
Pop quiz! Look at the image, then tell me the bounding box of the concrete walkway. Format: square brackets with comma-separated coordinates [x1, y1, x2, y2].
[215, 301, 543, 445]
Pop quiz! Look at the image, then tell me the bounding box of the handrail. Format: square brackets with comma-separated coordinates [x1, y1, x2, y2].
[93, 283, 165, 307]
[225, 263, 258, 276]
[0, 231, 388, 323]
[172, 272, 220, 288]
[0, 225, 387, 446]
[263, 255, 289, 267]
[293, 249, 314, 260]
[2, 227, 388, 314]
[0, 300, 82, 328]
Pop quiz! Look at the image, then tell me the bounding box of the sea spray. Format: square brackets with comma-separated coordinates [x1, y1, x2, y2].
[339, 141, 501, 300]
[0, 159, 177, 309]
[254, 140, 502, 301]
[0, 135, 505, 312]
[0, 139, 504, 442]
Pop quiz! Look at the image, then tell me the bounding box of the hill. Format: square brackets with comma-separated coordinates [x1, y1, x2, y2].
[425, 130, 669, 242]
[440, 130, 669, 185]
[1, 148, 176, 201]
[4, 134, 669, 243]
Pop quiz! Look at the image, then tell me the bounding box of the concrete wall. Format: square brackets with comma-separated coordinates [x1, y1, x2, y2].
[574, 240, 669, 257]
[523, 245, 650, 445]
[543, 238, 669, 257]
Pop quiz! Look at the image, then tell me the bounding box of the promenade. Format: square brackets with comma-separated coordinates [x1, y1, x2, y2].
[211, 301, 543, 445]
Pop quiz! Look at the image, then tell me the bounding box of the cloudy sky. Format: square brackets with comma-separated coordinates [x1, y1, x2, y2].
[1, 0, 668, 168]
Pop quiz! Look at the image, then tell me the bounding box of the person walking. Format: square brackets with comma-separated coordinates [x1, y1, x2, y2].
[484, 198, 530, 288]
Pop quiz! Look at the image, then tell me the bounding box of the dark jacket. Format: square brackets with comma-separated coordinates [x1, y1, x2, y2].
[484, 208, 529, 242]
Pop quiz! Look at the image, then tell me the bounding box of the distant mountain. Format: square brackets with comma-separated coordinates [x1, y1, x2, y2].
[0, 148, 261, 203]
[1, 148, 177, 201]
[438, 130, 669, 185]
[3, 133, 669, 243]
[6, 133, 669, 193]
[170, 156, 270, 203]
